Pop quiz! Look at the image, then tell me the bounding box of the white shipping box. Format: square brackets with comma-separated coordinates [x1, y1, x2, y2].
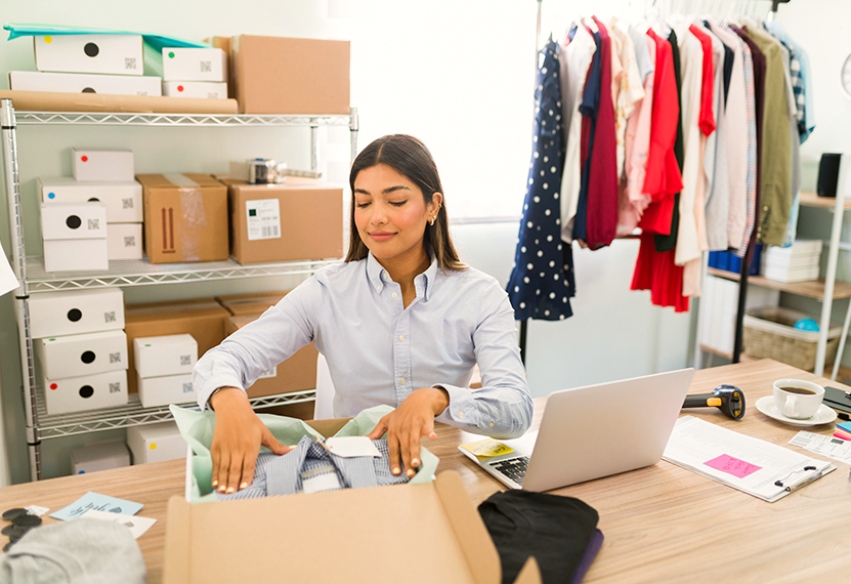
[43, 369, 128, 415]
[107, 222, 143, 260]
[39, 177, 143, 223]
[40, 202, 107, 240]
[127, 422, 187, 464]
[72, 149, 135, 182]
[9, 70, 161, 96]
[34, 34, 143, 75]
[43, 238, 109, 273]
[36, 330, 128, 379]
[161, 47, 227, 82]
[162, 81, 227, 99]
[134, 334, 197, 378]
[71, 441, 131, 474]
[29, 287, 125, 338]
[137, 373, 195, 409]
[763, 264, 820, 283]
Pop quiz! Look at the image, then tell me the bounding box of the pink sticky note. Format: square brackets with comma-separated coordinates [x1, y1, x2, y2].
[704, 454, 762, 479]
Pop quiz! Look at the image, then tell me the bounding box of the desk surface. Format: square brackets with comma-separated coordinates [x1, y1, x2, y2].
[2, 359, 850, 582]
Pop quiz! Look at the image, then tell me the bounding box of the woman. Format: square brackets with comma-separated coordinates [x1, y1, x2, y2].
[194, 134, 532, 494]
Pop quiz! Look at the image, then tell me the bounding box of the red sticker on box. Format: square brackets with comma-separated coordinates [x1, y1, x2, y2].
[704, 454, 761, 478]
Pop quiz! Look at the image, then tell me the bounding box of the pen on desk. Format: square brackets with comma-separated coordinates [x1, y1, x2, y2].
[784, 469, 825, 493]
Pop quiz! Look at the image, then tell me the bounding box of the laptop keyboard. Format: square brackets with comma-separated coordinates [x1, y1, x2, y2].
[488, 456, 530, 484]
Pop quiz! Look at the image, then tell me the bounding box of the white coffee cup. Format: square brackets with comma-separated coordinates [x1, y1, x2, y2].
[773, 379, 825, 420]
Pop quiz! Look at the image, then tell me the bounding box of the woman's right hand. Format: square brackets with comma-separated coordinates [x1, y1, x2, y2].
[209, 387, 292, 493]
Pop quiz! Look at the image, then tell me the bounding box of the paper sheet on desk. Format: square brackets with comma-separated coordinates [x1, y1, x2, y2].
[663, 416, 835, 502]
[0, 241, 18, 297]
[790, 431, 851, 465]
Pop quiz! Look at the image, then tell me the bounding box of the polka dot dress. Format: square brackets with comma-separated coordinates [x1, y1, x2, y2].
[506, 39, 576, 322]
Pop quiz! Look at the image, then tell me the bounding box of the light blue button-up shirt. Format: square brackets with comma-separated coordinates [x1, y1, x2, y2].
[194, 253, 533, 438]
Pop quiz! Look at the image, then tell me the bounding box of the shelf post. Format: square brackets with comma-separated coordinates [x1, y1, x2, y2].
[349, 107, 359, 163]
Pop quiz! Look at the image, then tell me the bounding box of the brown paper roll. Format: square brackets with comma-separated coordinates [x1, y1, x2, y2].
[0, 90, 238, 114]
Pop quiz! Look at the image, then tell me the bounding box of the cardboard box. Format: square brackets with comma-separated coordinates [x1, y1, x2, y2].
[0, 89, 238, 114]
[43, 369, 128, 415]
[163, 471, 540, 584]
[124, 299, 229, 394]
[40, 202, 107, 240]
[107, 222, 144, 260]
[136, 173, 229, 264]
[137, 373, 195, 408]
[161, 48, 227, 82]
[162, 81, 227, 99]
[134, 334, 197, 378]
[35, 330, 128, 380]
[39, 177, 143, 223]
[223, 178, 342, 264]
[127, 421, 188, 464]
[43, 238, 109, 272]
[228, 35, 350, 114]
[215, 290, 287, 316]
[9, 70, 161, 96]
[71, 440, 131, 474]
[73, 149, 135, 182]
[29, 288, 124, 338]
[34, 34, 143, 75]
[225, 314, 317, 398]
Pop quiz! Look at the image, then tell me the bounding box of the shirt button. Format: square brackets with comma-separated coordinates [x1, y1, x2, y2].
[457, 411, 465, 419]
[391, 292, 398, 298]
[399, 377, 406, 384]
[488, 422, 494, 429]
[377, 285, 383, 292]
[762, 205, 769, 211]
[398, 335, 405, 342]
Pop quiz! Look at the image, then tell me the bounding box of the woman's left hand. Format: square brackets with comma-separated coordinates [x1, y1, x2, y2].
[367, 387, 449, 478]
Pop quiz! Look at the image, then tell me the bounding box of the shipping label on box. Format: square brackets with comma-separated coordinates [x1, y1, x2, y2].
[36, 330, 128, 380]
[127, 421, 187, 464]
[73, 149, 135, 182]
[245, 199, 281, 240]
[162, 81, 227, 99]
[43, 369, 128, 415]
[10, 70, 161, 96]
[136, 173, 229, 264]
[43, 238, 109, 273]
[29, 288, 125, 338]
[134, 334, 198, 378]
[39, 177, 143, 223]
[161, 47, 227, 82]
[137, 373, 195, 408]
[40, 202, 107, 240]
[71, 441, 131, 475]
[107, 222, 143, 260]
[34, 34, 144, 75]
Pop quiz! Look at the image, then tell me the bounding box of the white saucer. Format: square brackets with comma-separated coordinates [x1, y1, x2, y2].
[755, 396, 838, 427]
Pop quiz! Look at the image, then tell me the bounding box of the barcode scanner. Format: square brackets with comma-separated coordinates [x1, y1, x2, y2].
[682, 384, 746, 420]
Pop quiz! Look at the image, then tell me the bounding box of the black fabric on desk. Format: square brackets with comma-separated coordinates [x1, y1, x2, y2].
[478, 490, 599, 584]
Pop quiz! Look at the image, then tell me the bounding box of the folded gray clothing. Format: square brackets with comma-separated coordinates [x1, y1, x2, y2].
[221, 436, 409, 500]
[0, 518, 145, 584]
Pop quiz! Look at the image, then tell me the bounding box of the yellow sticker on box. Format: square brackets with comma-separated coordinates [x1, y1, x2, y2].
[460, 438, 515, 458]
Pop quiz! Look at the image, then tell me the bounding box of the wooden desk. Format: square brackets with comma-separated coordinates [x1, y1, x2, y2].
[2, 359, 850, 582]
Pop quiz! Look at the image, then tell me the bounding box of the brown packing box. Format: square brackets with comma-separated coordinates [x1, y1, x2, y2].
[0, 90, 238, 114]
[124, 299, 229, 394]
[163, 471, 540, 584]
[221, 177, 343, 264]
[212, 34, 350, 114]
[224, 314, 318, 398]
[136, 173, 228, 264]
[215, 290, 288, 316]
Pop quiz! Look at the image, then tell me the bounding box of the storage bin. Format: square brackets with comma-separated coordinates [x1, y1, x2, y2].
[743, 306, 842, 371]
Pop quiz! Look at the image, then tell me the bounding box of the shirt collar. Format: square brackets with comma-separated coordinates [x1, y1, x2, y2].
[366, 251, 440, 301]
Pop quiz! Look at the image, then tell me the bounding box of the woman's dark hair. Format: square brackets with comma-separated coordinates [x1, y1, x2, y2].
[345, 134, 465, 271]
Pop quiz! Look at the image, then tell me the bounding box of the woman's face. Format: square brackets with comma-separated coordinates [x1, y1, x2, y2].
[353, 163, 441, 268]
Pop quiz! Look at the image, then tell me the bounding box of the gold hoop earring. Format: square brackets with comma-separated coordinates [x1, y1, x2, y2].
[429, 216, 436, 227]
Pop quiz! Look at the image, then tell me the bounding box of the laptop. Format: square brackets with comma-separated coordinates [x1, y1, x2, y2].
[458, 368, 695, 491]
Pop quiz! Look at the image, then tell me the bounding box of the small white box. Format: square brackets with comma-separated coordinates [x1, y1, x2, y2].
[43, 238, 109, 272]
[34, 34, 143, 75]
[107, 223, 143, 260]
[134, 334, 197, 378]
[39, 177, 143, 223]
[72, 149, 135, 182]
[127, 421, 187, 464]
[137, 373, 195, 408]
[763, 253, 821, 270]
[9, 70, 161, 96]
[161, 47, 227, 82]
[763, 263, 820, 283]
[29, 288, 124, 338]
[40, 203, 107, 240]
[71, 440, 131, 475]
[43, 369, 128, 415]
[36, 330, 128, 379]
[162, 81, 228, 99]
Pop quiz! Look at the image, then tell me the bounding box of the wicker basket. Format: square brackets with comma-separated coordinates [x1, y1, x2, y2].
[743, 306, 842, 371]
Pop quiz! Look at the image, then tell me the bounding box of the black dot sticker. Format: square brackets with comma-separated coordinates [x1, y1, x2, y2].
[83, 42, 99, 57]
[67, 308, 82, 322]
[79, 385, 94, 399]
[66, 215, 82, 229]
[81, 87, 96, 93]
[81, 350, 95, 364]
[87, 197, 100, 202]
